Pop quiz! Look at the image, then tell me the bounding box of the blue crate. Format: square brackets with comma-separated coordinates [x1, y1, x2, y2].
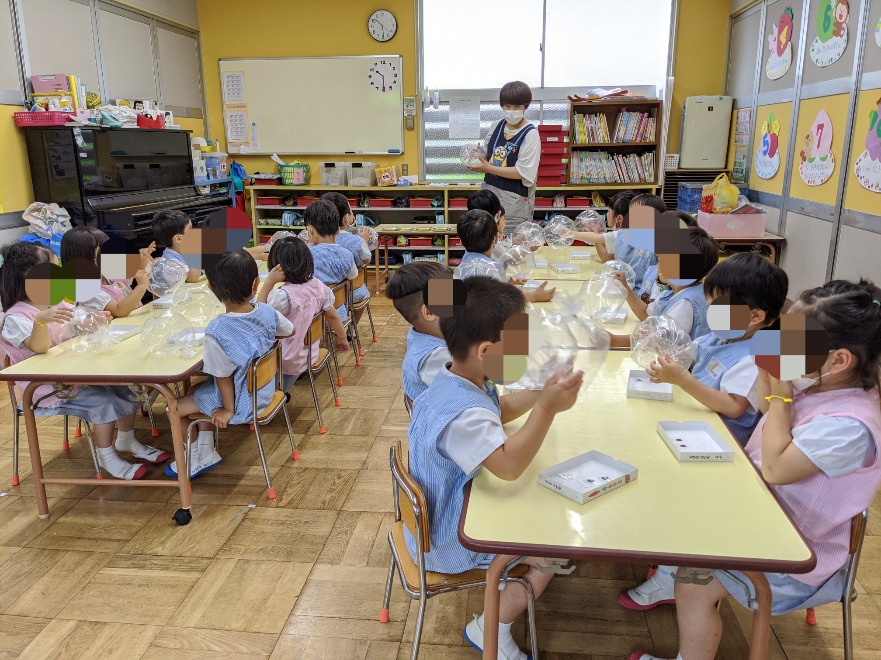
[677, 182, 705, 212]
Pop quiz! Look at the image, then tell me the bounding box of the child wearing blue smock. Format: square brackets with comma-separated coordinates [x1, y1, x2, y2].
[303, 200, 358, 321]
[321, 192, 373, 326]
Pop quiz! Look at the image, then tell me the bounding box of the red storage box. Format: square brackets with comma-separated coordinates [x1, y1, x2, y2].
[449, 238, 463, 247]
[540, 133, 568, 143]
[541, 144, 568, 155]
[538, 164, 566, 175]
[410, 198, 433, 208]
[537, 176, 566, 187]
[409, 237, 433, 246]
[347, 198, 359, 207]
[256, 197, 282, 206]
[538, 124, 564, 134]
[300, 196, 319, 204]
[566, 197, 591, 207]
[534, 198, 554, 207]
[449, 198, 468, 208]
[369, 198, 393, 208]
[14, 111, 70, 127]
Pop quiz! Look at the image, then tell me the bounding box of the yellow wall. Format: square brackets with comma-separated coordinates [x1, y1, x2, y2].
[0, 105, 35, 212]
[787, 94, 850, 205]
[196, 0, 417, 178]
[750, 102, 792, 195]
[668, 0, 731, 152]
[844, 89, 881, 215]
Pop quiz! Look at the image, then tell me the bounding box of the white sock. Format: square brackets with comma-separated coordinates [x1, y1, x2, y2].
[195, 430, 216, 455]
[114, 429, 151, 455]
[477, 615, 519, 653]
[98, 445, 135, 478]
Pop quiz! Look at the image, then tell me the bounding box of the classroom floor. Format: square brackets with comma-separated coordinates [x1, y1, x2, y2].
[1, 290, 881, 660]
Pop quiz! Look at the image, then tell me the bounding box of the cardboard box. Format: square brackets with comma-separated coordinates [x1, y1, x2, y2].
[656, 421, 734, 462]
[550, 263, 581, 274]
[31, 74, 71, 93]
[627, 370, 673, 401]
[538, 451, 637, 504]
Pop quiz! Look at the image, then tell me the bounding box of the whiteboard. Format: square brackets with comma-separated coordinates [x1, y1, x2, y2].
[219, 56, 404, 155]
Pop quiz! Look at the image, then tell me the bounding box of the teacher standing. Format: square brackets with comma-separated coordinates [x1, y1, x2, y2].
[467, 81, 540, 237]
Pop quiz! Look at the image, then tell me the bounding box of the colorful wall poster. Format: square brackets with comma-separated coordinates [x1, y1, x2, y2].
[754, 111, 781, 179]
[798, 109, 835, 185]
[810, 0, 849, 67]
[876, 14, 881, 47]
[767, 7, 794, 79]
[853, 97, 881, 192]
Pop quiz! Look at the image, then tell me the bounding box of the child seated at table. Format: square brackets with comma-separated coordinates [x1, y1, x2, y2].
[466, 189, 508, 261]
[407, 275, 583, 660]
[636, 211, 698, 307]
[385, 261, 452, 400]
[152, 210, 201, 283]
[609, 224, 718, 346]
[619, 254, 789, 612]
[304, 200, 358, 320]
[455, 209, 555, 303]
[165, 250, 293, 478]
[321, 192, 372, 324]
[257, 236, 349, 392]
[60, 226, 148, 318]
[629, 278, 881, 660]
[0, 242, 168, 480]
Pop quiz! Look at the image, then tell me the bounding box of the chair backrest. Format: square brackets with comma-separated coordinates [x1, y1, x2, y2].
[247, 340, 281, 394]
[850, 510, 867, 554]
[390, 440, 431, 554]
[404, 393, 414, 418]
[352, 266, 366, 290]
[305, 313, 323, 347]
[329, 280, 348, 311]
[3, 354, 17, 408]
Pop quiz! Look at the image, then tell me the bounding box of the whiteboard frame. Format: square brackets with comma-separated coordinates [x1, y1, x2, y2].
[218, 55, 405, 156]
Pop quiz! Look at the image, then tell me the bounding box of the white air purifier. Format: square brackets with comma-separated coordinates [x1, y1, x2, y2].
[678, 96, 733, 169]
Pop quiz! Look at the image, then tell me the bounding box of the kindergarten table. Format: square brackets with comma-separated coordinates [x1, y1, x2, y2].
[0, 302, 203, 525]
[460, 350, 815, 660]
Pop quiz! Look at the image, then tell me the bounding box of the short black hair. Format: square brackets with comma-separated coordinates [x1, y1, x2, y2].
[152, 210, 191, 247]
[386, 261, 453, 323]
[439, 276, 526, 361]
[704, 253, 788, 322]
[304, 200, 340, 238]
[680, 226, 719, 282]
[499, 81, 532, 108]
[467, 189, 503, 218]
[609, 190, 637, 218]
[268, 236, 314, 285]
[321, 192, 352, 229]
[457, 209, 497, 254]
[797, 278, 881, 390]
[60, 226, 109, 263]
[205, 250, 258, 304]
[0, 242, 55, 310]
[631, 193, 667, 214]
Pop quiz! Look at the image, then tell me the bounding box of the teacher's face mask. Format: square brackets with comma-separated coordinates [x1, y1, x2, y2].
[504, 109, 524, 124]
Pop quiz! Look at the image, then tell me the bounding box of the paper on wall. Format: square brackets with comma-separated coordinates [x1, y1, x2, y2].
[223, 71, 246, 105]
[448, 95, 481, 139]
[249, 122, 260, 151]
[226, 110, 249, 144]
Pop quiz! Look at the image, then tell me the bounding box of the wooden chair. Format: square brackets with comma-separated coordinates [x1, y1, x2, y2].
[301, 312, 340, 434]
[328, 280, 356, 382]
[350, 265, 378, 353]
[4, 355, 93, 485]
[379, 441, 539, 660]
[185, 341, 297, 500]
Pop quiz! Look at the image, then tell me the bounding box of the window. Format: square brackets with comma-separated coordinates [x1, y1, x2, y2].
[0, 0, 22, 102]
[99, 5, 157, 101]
[156, 26, 203, 116]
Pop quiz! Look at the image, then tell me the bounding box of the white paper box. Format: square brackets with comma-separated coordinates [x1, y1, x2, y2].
[538, 450, 638, 504]
[656, 421, 734, 462]
[550, 263, 581, 274]
[150, 294, 174, 309]
[106, 325, 141, 342]
[521, 280, 542, 290]
[601, 308, 629, 325]
[534, 259, 549, 268]
[570, 251, 592, 259]
[627, 370, 673, 401]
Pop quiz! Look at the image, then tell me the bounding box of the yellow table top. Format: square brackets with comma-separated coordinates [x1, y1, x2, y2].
[460, 350, 815, 573]
[530, 279, 640, 338]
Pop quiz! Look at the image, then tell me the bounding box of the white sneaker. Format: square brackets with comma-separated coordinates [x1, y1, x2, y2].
[463, 614, 529, 660]
[164, 449, 223, 479]
[618, 567, 676, 611]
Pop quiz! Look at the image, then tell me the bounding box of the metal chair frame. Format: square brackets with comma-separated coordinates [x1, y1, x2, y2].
[299, 312, 340, 435]
[350, 265, 378, 351]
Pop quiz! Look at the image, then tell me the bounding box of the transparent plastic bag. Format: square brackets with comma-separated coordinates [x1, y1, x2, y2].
[583, 275, 628, 322]
[140, 310, 198, 357]
[512, 221, 545, 250]
[266, 230, 297, 248]
[66, 307, 113, 354]
[574, 209, 604, 233]
[172, 284, 221, 326]
[630, 315, 697, 371]
[500, 244, 535, 279]
[543, 215, 576, 249]
[455, 258, 503, 281]
[298, 230, 313, 246]
[460, 143, 486, 167]
[357, 226, 379, 251]
[147, 257, 188, 297]
[595, 260, 636, 289]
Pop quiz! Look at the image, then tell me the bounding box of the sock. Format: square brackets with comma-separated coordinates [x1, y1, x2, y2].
[114, 429, 152, 456]
[476, 615, 518, 653]
[195, 430, 216, 455]
[98, 445, 134, 478]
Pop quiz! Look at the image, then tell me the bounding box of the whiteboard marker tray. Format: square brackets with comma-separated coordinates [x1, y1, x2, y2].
[657, 421, 734, 462]
[538, 450, 637, 504]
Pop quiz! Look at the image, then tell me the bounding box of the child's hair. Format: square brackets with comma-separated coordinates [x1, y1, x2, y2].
[205, 250, 258, 304]
[320, 192, 352, 229]
[500, 81, 532, 108]
[385, 261, 453, 323]
[704, 253, 788, 322]
[796, 279, 881, 391]
[152, 210, 191, 247]
[607, 191, 636, 224]
[674, 210, 698, 228]
[631, 193, 667, 214]
[0, 242, 55, 310]
[304, 200, 341, 237]
[268, 237, 314, 285]
[678, 226, 719, 282]
[457, 209, 498, 254]
[60, 226, 109, 263]
[439, 276, 526, 361]
[467, 189, 503, 218]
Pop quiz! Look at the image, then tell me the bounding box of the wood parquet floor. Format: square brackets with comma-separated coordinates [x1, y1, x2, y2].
[1, 289, 880, 659]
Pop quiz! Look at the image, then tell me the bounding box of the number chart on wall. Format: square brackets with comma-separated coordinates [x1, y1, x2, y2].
[219, 56, 404, 155]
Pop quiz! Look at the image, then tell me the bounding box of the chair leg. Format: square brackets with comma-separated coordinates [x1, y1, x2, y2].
[326, 360, 340, 408]
[366, 302, 378, 343]
[308, 370, 326, 435]
[82, 423, 101, 479]
[75, 417, 82, 438]
[330, 329, 344, 386]
[281, 401, 299, 460]
[252, 422, 275, 500]
[185, 420, 200, 480]
[352, 311, 365, 359]
[410, 590, 428, 660]
[144, 390, 160, 437]
[11, 411, 20, 486]
[62, 415, 69, 451]
[843, 598, 854, 660]
[805, 607, 817, 625]
[380, 555, 395, 622]
[513, 577, 540, 660]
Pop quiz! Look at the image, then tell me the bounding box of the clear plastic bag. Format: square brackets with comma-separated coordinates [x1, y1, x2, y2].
[172, 284, 221, 326]
[460, 143, 486, 167]
[455, 258, 503, 281]
[583, 275, 628, 322]
[266, 230, 297, 248]
[595, 260, 637, 289]
[630, 315, 697, 371]
[298, 230, 313, 246]
[147, 257, 188, 297]
[574, 209, 604, 233]
[512, 221, 545, 250]
[357, 226, 379, 251]
[66, 307, 113, 354]
[543, 215, 576, 249]
[500, 244, 536, 279]
[140, 310, 198, 358]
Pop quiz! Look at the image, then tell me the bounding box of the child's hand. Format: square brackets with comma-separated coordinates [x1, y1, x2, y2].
[508, 273, 528, 285]
[536, 369, 584, 415]
[647, 354, 687, 385]
[265, 265, 286, 286]
[336, 337, 350, 353]
[100, 311, 113, 325]
[466, 156, 491, 174]
[134, 269, 150, 288]
[527, 281, 556, 302]
[139, 242, 156, 264]
[211, 408, 234, 428]
[36, 306, 74, 325]
[609, 271, 632, 293]
[357, 227, 372, 241]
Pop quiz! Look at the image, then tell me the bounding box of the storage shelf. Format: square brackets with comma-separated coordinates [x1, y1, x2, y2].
[255, 205, 439, 211]
[257, 225, 305, 230]
[381, 246, 445, 251]
[570, 142, 657, 148]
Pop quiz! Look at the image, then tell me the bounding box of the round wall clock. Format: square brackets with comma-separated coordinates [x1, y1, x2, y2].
[368, 59, 398, 92]
[368, 9, 397, 42]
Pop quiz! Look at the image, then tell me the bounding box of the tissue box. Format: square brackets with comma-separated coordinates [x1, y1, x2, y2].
[538, 451, 638, 504]
[656, 421, 734, 462]
[627, 370, 673, 401]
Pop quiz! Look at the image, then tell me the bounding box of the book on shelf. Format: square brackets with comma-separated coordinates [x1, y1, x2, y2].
[611, 110, 656, 143]
[573, 112, 611, 144]
[569, 151, 655, 184]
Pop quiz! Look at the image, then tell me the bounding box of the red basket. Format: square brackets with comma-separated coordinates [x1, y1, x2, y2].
[410, 199, 433, 208]
[449, 198, 468, 208]
[14, 111, 71, 127]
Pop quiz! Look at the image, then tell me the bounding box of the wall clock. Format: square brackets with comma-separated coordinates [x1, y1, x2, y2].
[368, 59, 398, 92]
[368, 9, 397, 42]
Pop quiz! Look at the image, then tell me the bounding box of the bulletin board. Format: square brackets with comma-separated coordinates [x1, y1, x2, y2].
[751, 102, 793, 195]
[759, 0, 801, 95]
[800, 0, 862, 86]
[844, 88, 881, 212]
[218, 56, 404, 155]
[787, 93, 851, 203]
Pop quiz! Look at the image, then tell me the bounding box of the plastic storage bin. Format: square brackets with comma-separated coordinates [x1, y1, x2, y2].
[279, 162, 310, 186]
[677, 182, 705, 213]
[697, 210, 766, 238]
[346, 162, 377, 187]
[320, 162, 348, 187]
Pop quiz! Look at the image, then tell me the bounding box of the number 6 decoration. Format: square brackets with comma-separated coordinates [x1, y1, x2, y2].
[810, 0, 850, 67]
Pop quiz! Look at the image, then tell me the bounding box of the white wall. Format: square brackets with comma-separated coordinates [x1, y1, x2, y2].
[730, 0, 759, 13]
[779, 212, 834, 297]
[117, 0, 198, 27]
[832, 225, 881, 284]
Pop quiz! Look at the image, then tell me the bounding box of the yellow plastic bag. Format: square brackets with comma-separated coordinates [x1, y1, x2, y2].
[701, 173, 739, 214]
[375, 164, 398, 187]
